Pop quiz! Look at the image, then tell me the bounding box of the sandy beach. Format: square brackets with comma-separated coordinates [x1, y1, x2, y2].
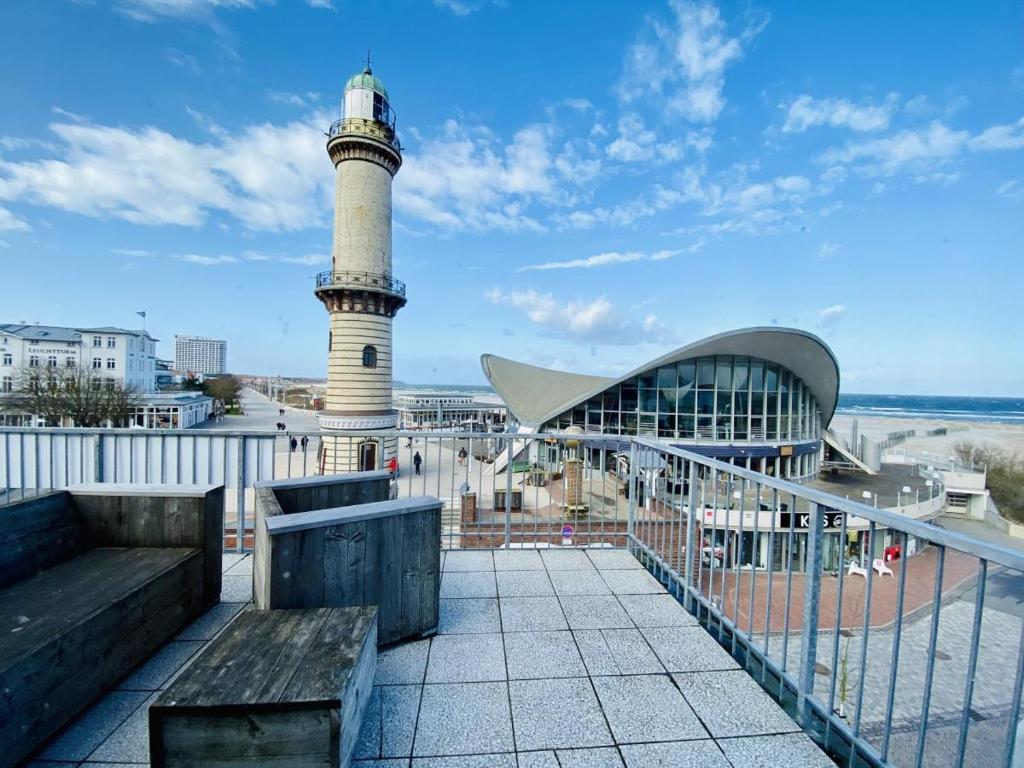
[830, 413, 1024, 458]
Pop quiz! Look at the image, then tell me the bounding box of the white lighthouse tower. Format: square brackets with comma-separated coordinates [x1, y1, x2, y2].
[316, 63, 404, 473]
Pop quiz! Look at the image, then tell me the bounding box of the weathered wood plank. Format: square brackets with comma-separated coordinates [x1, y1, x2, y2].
[0, 492, 91, 589]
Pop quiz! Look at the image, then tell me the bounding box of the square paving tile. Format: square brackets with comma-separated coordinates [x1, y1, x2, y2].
[440, 571, 497, 599]
[574, 629, 664, 676]
[426, 633, 506, 683]
[641, 627, 739, 672]
[87, 691, 159, 763]
[599, 569, 665, 595]
[175, 601, 245, 641]
[673, 671, 801, 737]
[517, 751, 560, 768]
[592, 674, 707, 744]
[438, 598, 500, 634]
[220, 552, 246, 572]
[716, 733, 835, 767]
[413, 682, 514, 756]
[616, 593, 697, 628]
[412, 755, 517, 767]
[548, 569, 612, 596]
[354, 687, 383, 759]
[116, 640, 204, 691]
[499, 596, 568, 632]
[224, 554, 253, 576]
[376, 639, 430, 685]
[354, 760, 408, 768]
[559, 595, 634, 630]
[355, 684, 423, 760]
[540, 549, 596, 571]
[509, 677, 613, 751]
[503, 630, 587, 680]
[586, 550, 643, 570]
[556, 747, 625, 768]
[220, 573, 253, 602]
[443, 550, 494, 572]
[39, 690, 149, 761]
[496, 570, 554, 597]
[620, 740, 730, 767]
[493, 549, 546, 571]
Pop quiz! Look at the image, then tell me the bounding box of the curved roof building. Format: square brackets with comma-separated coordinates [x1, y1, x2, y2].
[482, 327, 839, 480]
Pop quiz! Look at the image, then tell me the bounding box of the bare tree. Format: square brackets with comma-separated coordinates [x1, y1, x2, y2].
[0, 365, 143, 427]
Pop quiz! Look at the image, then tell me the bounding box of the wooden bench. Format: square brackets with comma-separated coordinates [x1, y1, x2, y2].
[254, 473, 441, 645]
[0, 484, 222, 767]
[150, 607, 377, 768]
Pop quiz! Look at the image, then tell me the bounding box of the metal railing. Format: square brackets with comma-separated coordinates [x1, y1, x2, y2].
[1, 425, 1021, 766]
[314, 269, 406, 297]
[327, 117, 401, 152]
[626, 437, 1024, 768]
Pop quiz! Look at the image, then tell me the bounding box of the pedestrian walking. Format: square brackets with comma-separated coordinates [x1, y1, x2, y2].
[300, 436, 309, 450]
[386, 456, 398, 477]
[457, 446, 468, 466]
[413, 451, 422, 475]
[289, 437, 297, 452]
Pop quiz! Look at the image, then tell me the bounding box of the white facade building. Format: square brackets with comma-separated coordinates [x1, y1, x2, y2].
[396, 393, 507, 431]
[174, 336, 227, 377]
[0, 323, 157, 395]
[131, 392, 213, 429]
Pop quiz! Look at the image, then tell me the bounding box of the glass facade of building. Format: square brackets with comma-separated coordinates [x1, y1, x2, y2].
[543, 355, 822, 445]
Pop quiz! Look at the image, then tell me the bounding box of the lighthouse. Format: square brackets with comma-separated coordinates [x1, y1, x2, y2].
[315, 63, 404, 473]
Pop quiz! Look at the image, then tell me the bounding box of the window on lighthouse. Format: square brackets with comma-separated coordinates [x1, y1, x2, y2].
[362, 345, 378, 368]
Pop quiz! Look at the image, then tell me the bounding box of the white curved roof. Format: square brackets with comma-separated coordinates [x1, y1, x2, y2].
[481, 327, 840, 428]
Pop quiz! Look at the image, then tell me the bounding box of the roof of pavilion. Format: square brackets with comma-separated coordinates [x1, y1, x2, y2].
[480, 327, 840, 429]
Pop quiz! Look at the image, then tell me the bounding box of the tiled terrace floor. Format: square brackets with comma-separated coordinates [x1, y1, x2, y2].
[28, 549, 835, 768]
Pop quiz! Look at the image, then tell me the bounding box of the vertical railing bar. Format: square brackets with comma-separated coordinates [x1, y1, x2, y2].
[733, 475, 746, 654]
[914, 545, 946, 768]
[236, 436, 246, 554]
[504, 439, 513, 549]
[763, 485, 779, 674]
[798, 501, 823, 731]
[1001, 610, 1024, 768]
[684, 460, 698, 612]
[709, 467, 719, 613]
[955, 558, 988, 765]
[780, 491, 797, 681]
[825, 510, 849, 747]
[719, 472, 733, 645]
[852, 520, 876, 741]
[747, 480, 760, 642]
[695, 467, 706, 612]
[880, 530, 910, 760]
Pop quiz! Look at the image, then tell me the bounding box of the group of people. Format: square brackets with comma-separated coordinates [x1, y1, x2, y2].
[275, 422, 287, 431]
[288, 436, 309, 453]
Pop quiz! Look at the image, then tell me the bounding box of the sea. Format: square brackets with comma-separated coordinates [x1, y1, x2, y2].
[396, 383, 1024, 426]
[835, 394, 1024, 425]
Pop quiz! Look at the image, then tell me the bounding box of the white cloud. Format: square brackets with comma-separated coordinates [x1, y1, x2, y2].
[518, 244, 701, 272]
[967, 116, 1024, 151]
[267, 91, 320, 109]
[604, 113, 683, 164]
[110, 248, 156, 257]
[179, 254, 237, 265]
[0, 206, 30, 232]
[781, 94, 897, 133]
[820, 117, 1024, 178]
[117, 0, 266, 22]
[433, 0, 487, 15]
[817, 304, 846, 329]
[997, 179, 1024, 202]
[394, 120, 553, 232]
[306, 0, 335, 9]
[165, 48, 202, 74]
[617, 0, 767, 123]
[816, 241, 839, 258]
[484, 287, 677, 345]
[0, 112, 331, 231]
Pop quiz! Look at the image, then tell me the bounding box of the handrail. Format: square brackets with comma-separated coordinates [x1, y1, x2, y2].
[634, 435, 1024, 577]
[314, 270, 406, 297]
[327, 117, 401, 152]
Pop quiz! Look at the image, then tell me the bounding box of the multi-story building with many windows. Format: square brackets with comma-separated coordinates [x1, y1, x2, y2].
[0, 323, 157, 395]
[482, 327, 838, 480]
[174, 336, 227, 377]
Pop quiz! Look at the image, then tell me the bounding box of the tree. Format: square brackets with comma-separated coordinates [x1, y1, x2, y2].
[202, 375, 241, 409]
[0, 365, 142, 427]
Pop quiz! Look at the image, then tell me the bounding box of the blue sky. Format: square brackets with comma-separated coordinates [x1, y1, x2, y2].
[0, 0, 1022, 395]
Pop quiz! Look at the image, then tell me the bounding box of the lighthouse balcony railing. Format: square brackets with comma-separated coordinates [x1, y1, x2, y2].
[314, 269, 406, 298]
[327, 117, 401, 151]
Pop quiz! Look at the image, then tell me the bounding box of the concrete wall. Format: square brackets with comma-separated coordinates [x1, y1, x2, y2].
[331, 159, 393, 277]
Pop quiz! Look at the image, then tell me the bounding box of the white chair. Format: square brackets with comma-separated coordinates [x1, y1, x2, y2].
[873, 559, 894, 578]
[847, 559, 868, 579]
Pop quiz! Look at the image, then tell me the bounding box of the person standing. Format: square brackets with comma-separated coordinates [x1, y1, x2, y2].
[413, 451, 422, 475]
[289, 437, 297, 453]
[457, 446, 468, 466]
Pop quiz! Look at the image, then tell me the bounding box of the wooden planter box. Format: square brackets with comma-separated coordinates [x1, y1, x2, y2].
[253, 473, 441, 645]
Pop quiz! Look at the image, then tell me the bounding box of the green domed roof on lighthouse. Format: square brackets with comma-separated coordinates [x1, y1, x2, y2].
[345, 66, 389, 100]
